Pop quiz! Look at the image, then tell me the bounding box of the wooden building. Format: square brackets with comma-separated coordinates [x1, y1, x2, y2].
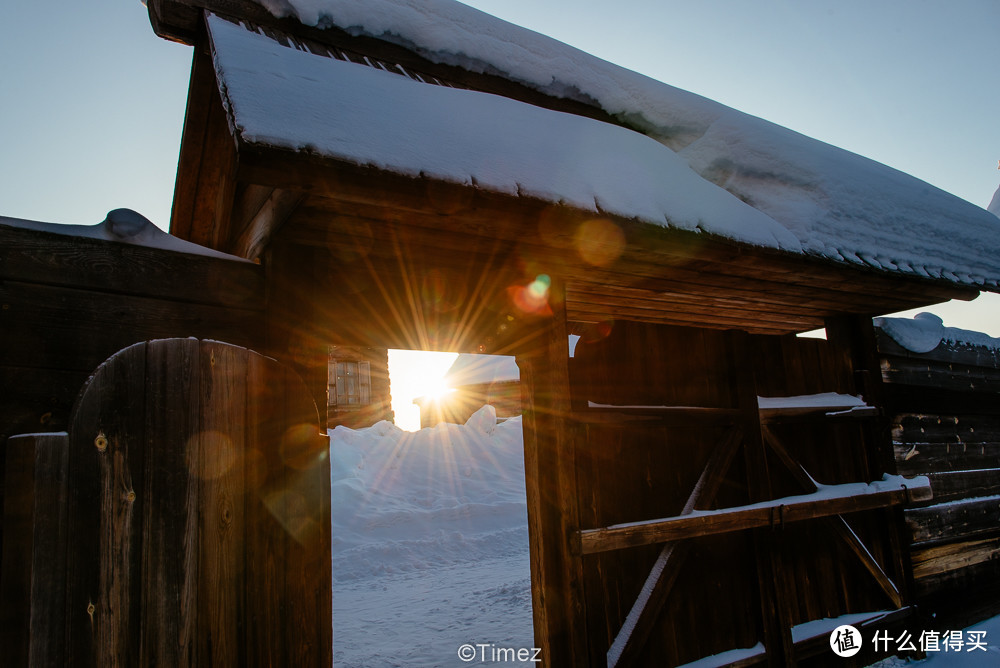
[3, 0, 1000, 665]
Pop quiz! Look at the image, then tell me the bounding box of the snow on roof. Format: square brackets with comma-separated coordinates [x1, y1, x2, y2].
[1, 208, 251, 262]
[874, 312, 1000, 354]
[228, 1, 1000, 287]
[443, 353, 519, 387]
[208, 17, 796, 251]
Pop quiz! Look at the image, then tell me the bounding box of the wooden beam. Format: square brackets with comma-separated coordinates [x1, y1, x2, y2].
[228, 187, 304, 260]
[515, 277, 587, 667]
[762, 427, 903, 608]
[579, 478, 930, 555]
[170, 40, 239, 249]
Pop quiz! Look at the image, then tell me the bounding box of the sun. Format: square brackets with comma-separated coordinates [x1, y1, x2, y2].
[387, 350, 459, 431]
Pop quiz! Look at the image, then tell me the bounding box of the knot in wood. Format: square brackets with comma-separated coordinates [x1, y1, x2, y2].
[94, 432, 108, 452]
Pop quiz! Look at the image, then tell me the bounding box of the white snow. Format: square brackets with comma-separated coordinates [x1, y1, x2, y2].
[0, 209, 250, 262]
[242, 0, 1000, 287]
[207, 15, 798, 252]
[329, 409, 533, 665]
[989, 185, 1000, 219]
[443, 353, 520, 387]
[757, 392, 869, 410]
[875, 313, 1000, 354]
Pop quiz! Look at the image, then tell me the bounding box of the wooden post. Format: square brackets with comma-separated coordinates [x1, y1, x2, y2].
[515, 277, 586, 666]
[730, 331, 797, 667]
[826, 315, 913, 604]
[0, 432, 70, 667]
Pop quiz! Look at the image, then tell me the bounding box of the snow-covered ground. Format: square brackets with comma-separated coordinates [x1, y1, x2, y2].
[329, 405, 999, 667]
[330, 406, 535, 666]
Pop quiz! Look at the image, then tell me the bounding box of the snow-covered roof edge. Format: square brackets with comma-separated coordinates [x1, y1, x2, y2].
[1, 209, 253, 262]
[233, 1, 1000, 288]
[874, 312, 1000, 354]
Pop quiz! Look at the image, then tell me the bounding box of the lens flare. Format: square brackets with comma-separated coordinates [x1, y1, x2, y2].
[575, 218, 625, 267]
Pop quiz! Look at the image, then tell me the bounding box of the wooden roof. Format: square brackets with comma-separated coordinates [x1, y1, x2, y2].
[149, 1, 980, 347]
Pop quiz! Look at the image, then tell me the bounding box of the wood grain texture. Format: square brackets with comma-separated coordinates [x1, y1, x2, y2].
[54, 338, 331, 667]
[1, 433, 70, 666]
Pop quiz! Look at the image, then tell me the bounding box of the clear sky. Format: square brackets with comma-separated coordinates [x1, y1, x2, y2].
[2, 0, 998, 427]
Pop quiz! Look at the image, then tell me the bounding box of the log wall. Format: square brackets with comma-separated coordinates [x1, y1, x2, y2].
[878, 329, 1000, 607]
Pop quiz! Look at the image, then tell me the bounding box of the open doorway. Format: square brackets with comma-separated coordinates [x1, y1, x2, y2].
[330, 349, 533, 666]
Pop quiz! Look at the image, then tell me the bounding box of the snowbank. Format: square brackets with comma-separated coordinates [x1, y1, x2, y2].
[329, 406, 533, 666]
[330, 406, 528, 582]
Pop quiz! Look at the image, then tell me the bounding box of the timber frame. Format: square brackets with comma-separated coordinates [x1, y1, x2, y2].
[2, 2, 981, 665]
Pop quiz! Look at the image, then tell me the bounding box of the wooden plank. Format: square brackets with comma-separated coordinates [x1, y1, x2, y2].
[907, 496, 1000, 546]
[170, 42, 239, 249]
[229, 188, 305, 260]
[893, 441, 1000, 476]
[580, 480, 929, 554]
[514, 277, 586, 667]
[729, 331, 795, 668]
[0, 221, 264, 308]
[911, 537, 1000, 580]
[65, 341, 148, 666]
[245, 353, 288, 666]
[0, 280, 263, 372]
[893, 413, 1000, 445]
[881, 356, 1000, 394]
[920, 470, 1000, 505]
[196, 341, 249, 665]
[1, 433, 69, 666]
[139, 338, 201, 665]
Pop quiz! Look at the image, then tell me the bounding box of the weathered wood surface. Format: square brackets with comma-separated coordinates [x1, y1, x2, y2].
[894, 440, 1000, 476]
[0, 221, 262, 305]
[58, 339, 331, 667]
[906, 496, 1000, 547]
[0, 433, 70, 668]
[881, 356, 1000, 394]
[514, 277, 587, 667]
[580, 479, 931, 555]
[0, 222, 265, 447]
[893, 413, 1000, 445]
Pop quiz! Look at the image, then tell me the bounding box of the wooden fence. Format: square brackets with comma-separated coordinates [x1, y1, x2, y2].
[0, 338, 332, 666]
[877, 326, 1000, 618]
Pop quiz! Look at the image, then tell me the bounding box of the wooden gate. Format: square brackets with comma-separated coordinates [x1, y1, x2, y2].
[1, 338, 331, 666]
[565, 322, 925, 667]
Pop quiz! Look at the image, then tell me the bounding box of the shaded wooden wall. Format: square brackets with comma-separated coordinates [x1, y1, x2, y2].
[1, 339, 331, 666]
[565, 322, 910, 667]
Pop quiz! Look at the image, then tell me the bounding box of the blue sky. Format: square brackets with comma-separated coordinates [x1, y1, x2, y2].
[1, 0, 998, 339]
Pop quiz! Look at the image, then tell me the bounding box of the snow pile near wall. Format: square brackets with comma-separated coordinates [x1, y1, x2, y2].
[875, 312, 1000, 354]
[246, 0, 1000, 286]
